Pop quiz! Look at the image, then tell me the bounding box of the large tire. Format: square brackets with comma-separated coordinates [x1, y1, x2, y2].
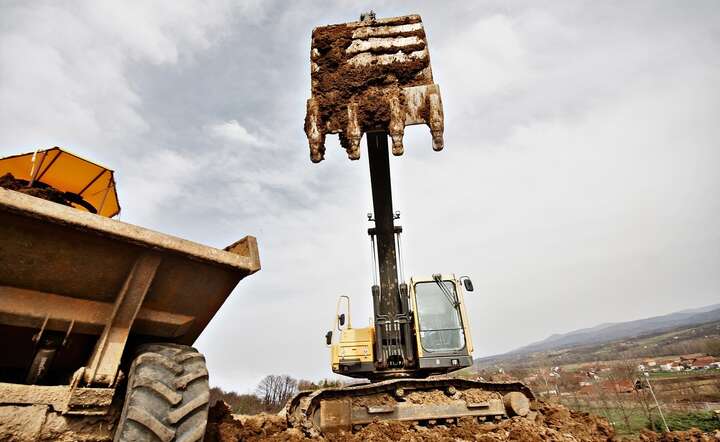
[114, 343, 210, 442]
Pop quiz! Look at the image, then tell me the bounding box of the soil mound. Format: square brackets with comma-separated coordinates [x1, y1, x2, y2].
[205, 401, 617, 442]
[636, 428, 720, 441]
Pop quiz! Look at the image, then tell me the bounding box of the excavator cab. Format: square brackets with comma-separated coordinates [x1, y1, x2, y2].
[411, 275, 474, 372]
[328, 273, 474, 379]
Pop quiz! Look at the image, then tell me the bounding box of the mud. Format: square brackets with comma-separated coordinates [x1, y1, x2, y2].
[326, 388, 501, 409]
[0, 404, 117, 442]
[636, 428, 720, 441]
[461, 389, 503, 404]
[307, 15, 431, 154]
[0, 173, 73, 207]
[205, 401, 620, 442]
[0, 172, 99, 213]
[353, 393, 396, 407]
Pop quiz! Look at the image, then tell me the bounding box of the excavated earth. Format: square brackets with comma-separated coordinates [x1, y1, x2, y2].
[204, 400, 720, 442]
[0, 173, 73, 207]
[2, 400, 718, 441]
[205, 400, 612, 442]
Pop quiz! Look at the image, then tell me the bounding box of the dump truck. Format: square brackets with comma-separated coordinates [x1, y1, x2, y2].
[287, 13, 534, 435]
[0, 150, 260, 441]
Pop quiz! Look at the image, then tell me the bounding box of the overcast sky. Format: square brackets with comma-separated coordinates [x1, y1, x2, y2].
[2, 1, 719, 393]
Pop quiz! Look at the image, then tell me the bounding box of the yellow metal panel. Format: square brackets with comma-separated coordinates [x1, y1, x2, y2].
[0, 147, 120, 217]
[457, 285, 474, 355]
[336, 326, 374, 363]
[409, 282, 424, 358]
[339, 327, 374, 342]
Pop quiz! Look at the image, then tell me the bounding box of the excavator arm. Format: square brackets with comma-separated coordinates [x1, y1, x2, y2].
[304, 13, 445, 375]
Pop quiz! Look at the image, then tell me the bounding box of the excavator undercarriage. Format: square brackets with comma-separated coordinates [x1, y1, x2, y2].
[287, 378, 535, 435]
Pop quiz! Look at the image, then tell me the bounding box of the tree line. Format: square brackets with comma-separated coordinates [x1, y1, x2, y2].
[209, 375, 343, 414]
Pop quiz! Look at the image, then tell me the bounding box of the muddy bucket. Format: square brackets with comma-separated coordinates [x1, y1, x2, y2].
[304, 14, 444, 162]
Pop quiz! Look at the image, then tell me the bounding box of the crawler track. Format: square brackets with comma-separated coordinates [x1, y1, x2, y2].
[286, 378, 535, 435]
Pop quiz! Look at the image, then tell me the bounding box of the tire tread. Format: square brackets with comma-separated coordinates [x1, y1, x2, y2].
[114, 344, 210, 442]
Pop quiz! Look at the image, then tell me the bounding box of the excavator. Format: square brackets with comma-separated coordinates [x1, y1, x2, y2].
[286, 13, 534, 435]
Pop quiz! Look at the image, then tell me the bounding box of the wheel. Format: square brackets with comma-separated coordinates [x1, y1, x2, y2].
[114, 343, 210, 442]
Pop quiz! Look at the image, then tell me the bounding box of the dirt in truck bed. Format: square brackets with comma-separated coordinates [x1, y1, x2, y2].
[0, 173, 73, 207]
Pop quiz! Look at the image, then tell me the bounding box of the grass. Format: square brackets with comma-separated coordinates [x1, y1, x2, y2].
[565, 402, 650, 435]
[565, 400, 720, 435]
[650, 411, 720, 432]
[648, 368, 719, 379]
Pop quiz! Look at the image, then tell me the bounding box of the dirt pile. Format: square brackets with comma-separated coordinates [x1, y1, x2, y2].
[636, 428, 720, 441]
[0, 172, 97, 212]
[0, 173, 73, 206]
[205, 401, 618, 442]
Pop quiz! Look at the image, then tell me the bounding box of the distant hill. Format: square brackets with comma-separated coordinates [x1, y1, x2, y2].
[507, 303, 720, 357]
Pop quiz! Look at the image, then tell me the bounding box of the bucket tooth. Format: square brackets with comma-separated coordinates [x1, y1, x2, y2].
[346, 101, 362, 160]
[305, 98, 326, 163]
[388, 95, 405, 156]
[427, 88, 444, 151]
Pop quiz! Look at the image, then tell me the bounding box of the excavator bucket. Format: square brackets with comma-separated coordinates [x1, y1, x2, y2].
[304, 13, 444, 163]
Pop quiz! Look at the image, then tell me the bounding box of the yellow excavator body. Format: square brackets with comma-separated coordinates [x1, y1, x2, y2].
[330, 274, 476, 379]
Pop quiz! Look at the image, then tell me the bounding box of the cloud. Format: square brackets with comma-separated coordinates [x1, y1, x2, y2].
[119, 148, 198, 222]
[0, 1, 235, 152]
[1, 1, 719, 393]
[204, 120, 266, 146]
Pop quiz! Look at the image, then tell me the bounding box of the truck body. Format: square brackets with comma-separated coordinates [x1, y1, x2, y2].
[0, 187, 260, 441]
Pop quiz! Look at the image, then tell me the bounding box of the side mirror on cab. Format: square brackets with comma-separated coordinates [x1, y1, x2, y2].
[338, 313, 346, 327]
[461, 276, 474, 292]
[325, 330, 333, 345]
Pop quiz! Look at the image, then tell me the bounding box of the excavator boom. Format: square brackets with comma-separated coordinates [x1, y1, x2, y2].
[304, 13, 447, 375]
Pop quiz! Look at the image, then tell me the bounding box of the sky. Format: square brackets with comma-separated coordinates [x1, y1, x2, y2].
[1, 1, 719, 393]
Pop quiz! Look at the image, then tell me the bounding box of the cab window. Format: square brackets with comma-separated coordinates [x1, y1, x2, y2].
[414, 281, 465, 353]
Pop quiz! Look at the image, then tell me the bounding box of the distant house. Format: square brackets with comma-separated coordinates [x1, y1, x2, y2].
[577, 380, 634, 395]
[609, 380, 635, 393]
[671, 364, 684, 372]
[690, 356, 716, 369]
[680, 353, 707, 361]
